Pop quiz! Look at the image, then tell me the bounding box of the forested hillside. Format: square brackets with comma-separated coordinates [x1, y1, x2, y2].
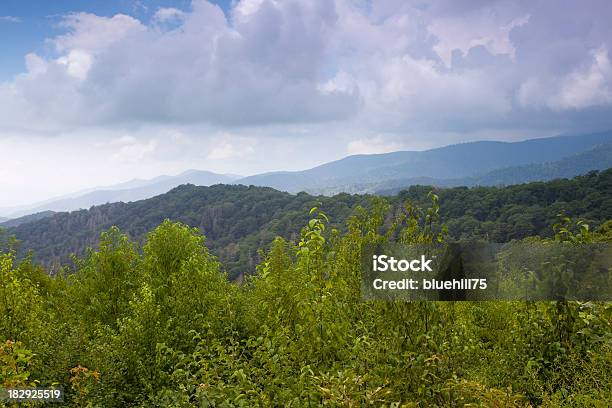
[0, 211, 55, 228]
[6, 169, 612, 280]
[6, 185, 371, 279]
[396, 169, 612, 241]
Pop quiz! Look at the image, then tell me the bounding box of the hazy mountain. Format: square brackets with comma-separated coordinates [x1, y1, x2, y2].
[3, 132, 611, 219]
[370, 142, 612, 194]
[464, 142, 612, 185]
[7, 170, 611, 279]
[3, 170, 239, 218]
[0, 217, 8, 223]
[236, 132, 612, 193]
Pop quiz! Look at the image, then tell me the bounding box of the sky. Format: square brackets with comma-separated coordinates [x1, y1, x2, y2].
[1, 0, 612, 208]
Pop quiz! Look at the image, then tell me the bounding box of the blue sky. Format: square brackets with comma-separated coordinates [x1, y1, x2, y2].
[1, 0, 611, 207]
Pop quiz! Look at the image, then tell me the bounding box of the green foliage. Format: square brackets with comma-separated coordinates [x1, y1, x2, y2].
[0, 186, 610, 406]
[70, 226, 140, 330]
[0, 340, 36, 387]
[0, 251, 44, 342]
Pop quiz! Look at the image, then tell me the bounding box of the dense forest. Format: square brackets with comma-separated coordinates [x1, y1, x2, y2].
[6, 169, 612, 280]
[1, 182, 611, 406]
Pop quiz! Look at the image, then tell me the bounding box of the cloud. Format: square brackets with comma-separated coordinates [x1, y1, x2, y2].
[553, 47, 612, 110]
[207, 134, 255, 160]
[53, 13, 145, 53]
[110, 137, 157, 163]
[153, 7, 185, 23]
[0, 0, 358, 131]
[1, 0, 612, 137]
[347, 135, 403, 155]
[56, 50, 93, 80]
[428, 7, 530, 67]
[0, 16, 21, 23]
[518, 47, 612, 111]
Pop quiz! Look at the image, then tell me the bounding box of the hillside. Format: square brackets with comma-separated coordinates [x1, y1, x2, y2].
[3, 170, 239, 218]
[6, 169, 611, 279]
[463, 142, 612, 185]
[397, 170, 611, 240]
[6, 185, 370, 278]
[237, 132, 612, 193]
[0, 211, 56, 228]
[374, 143, 612, 194]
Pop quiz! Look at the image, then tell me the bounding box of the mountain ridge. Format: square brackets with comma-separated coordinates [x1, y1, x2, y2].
[2, 132, 611, 218]
[360, 142, 612, 195]
[236, 132, 612, 192]
[5, 169, 611, 279]
[2, 170, 239, 218]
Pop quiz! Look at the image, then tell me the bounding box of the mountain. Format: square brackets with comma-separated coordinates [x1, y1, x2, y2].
[3, 170, 239, 218]
[6, 169, 611, 279]
[3, 132, 610, 220]
[0, 217, 8, 223]
[236, 132, 612, 193]
[375, 142, 612, 194]
[6, 184, 370, 278]
[464, 142, 612, 185]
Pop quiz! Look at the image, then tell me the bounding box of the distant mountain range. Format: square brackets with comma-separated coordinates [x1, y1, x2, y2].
[1, 170, 239, 219]
[6, 170, 611, 279]
[367, 142, 612, 195]
[239, 132, 612, 193]
[1, 131, 611, 221]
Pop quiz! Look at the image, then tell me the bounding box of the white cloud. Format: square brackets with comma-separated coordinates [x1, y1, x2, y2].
[318, 71, 357, 94]
[109, 135, 137, 145]
[56, 50, 93, 80]
[363, 53, 512, 132]
[53, 13, 144, 53]
[114, 145, 155, 163]
[347, 135, 403, 155]
[0, 16, 21, 23]
[153, 7, 185, 23]
[111, 139, 157, 163]
[0, 0, 358, 130]
[233, 0, 266, 18]
[554, 47, 612, 110]
[518, 47, 612, 111]
[428, 7, 529, 67]
[207, 134, 255, 160]
[24, 53, 47, 75]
